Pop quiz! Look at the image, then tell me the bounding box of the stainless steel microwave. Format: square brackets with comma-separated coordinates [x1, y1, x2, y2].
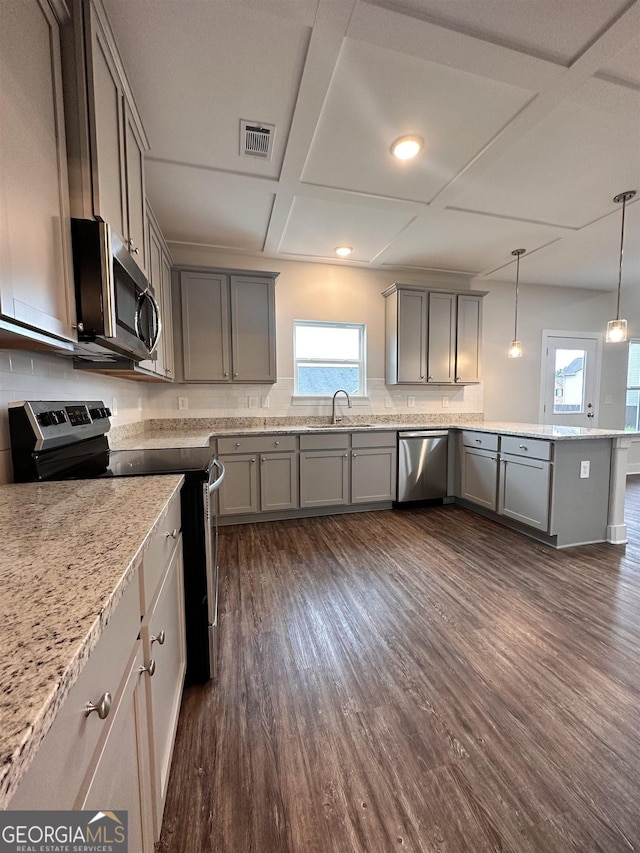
[71, 219, 161, 362]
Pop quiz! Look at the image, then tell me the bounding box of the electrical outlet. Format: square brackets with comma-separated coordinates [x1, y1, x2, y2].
[442, 396, 449, 408]
[385, 398, 392, 409]
[407, 396, 415, 408]
[249, 396, 259, 409]
[178, 396, 188, 410]
[580, 460, 590, 479]
[137, 397, 143, 411]
[261, 396, 270, 408]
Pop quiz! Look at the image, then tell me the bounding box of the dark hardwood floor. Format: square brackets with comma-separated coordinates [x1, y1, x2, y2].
[158, 477, 640, 852]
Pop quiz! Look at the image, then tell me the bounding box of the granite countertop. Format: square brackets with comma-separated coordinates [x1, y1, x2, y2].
[109, 417, 632, 451]
[0, 475, 184, 808]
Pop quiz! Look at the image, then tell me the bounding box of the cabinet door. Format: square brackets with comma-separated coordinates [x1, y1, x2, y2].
[230, 275, 276, 382]
[260, 452, 298, 511]
[396, 289, 427, 383]
[142, 545, 186, 840]
[123, 100, 147, 272]
[456, 294, 482, 383]
[300, 450, 350, 508]
[460, 446, 498, 510]
[0, 0, 76, 342]
[427, 293, 455, 383]
[181, 271, 230, 381]
[351, 447, 397, 503]
[218, 453, 259, 515]
[86, 6, 126, 241]
[498, 454, 551, 531]
[81, 645, 154, 853]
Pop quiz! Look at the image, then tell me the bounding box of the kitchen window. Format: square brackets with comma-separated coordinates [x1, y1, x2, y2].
[293, 320, 366, 396]
[626, 339, 640, 431]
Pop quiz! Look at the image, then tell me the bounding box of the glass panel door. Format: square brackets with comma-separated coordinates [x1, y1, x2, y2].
[541, 333, 601, 427]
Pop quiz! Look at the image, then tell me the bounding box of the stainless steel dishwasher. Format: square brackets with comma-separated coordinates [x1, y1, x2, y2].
[397, 430, 449, 502]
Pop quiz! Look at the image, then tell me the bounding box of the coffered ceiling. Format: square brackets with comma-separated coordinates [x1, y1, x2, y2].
[103, 0, 640, 290]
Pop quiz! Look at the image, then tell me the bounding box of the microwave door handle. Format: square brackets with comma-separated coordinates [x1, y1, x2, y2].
[135, 289, 161, 353]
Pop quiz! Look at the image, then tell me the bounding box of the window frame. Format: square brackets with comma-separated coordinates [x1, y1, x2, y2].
[293, 319, 366, 397]
[626, 339, 640, 432]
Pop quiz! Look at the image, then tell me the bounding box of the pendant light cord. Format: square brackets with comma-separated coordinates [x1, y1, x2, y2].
[514, 252, 520, 341]
[616, 194, 627, 320]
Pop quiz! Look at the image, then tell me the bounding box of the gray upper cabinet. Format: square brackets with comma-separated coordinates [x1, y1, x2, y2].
[61, 0, 148, 273]
[384, 284, 485, 385]
[180, 269, 277, 384]
[0, 0, 76, 349]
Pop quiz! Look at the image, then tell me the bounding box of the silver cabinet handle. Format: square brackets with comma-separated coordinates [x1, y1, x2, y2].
[165, 528, 178, 539]
[475, 438, 482, 443]
[139, 659, 156, 677]
[85, 692, 111, 719]
[132, 247, 140, 254]
[235, 442, 241, 447]
[151, 630, 166, 646]
[275, 440, 279, 446]
[251, 458, 256, 463]
[234, 372, 238, 378]
[262, 456, 266, 462]
[519, 444, 528, 451]
[344, 453, 348, 458]
[224, 372, 229, 377]
[427, 376, 433, 381]
[353, 453, 357, 457]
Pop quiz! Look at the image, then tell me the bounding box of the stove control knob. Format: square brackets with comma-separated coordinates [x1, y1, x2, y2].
[37, 412, 53, 427]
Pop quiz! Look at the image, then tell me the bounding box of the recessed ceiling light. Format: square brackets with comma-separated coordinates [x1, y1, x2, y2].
[335, 246, 353, 257]
[391, 135, 423, 160]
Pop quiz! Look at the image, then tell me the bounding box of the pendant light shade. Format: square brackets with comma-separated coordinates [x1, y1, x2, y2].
[508, 248, 526, 358]
[606, 189, 636, 343]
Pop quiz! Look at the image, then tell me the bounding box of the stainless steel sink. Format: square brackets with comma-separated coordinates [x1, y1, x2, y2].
[309, 423, 376, 429]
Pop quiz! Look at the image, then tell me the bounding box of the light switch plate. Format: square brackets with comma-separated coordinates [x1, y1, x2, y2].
[178, 396, 188, 410]
[385, 398, 392, 408]
[261, 396, 270, 408]
[580, 460, 590, 479]
[408, 396, 415, 408]
[442, 396, 449, 408]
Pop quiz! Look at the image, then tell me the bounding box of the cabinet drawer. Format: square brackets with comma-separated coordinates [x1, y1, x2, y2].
[352, 431, 396, 448]
[218, 434, 296, 454]
[461, 431, 499, 452]
[299, 433, 350, 451]
[9, 576, 141, 809]
[141, 494, 182, 613]
[501, 435, 552, 461]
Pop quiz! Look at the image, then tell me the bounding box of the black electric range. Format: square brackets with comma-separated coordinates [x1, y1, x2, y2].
[8, 400, 225, 683]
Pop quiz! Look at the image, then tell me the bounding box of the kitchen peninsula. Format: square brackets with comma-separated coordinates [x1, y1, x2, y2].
[110, 417, 633, 549]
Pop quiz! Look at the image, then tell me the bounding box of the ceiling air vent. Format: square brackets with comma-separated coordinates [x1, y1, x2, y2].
[240, 120, 275, 161]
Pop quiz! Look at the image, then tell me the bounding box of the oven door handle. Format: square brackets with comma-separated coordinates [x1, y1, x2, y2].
[209, 458, 226, 494]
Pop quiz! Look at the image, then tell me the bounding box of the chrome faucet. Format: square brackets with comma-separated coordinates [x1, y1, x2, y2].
[332, 389, 352, 424]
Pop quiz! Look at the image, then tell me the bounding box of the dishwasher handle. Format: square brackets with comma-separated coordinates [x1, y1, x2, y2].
[398, 430, 449, 439]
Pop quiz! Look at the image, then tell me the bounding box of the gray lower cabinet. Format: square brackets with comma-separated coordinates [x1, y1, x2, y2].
[459, 431, 499, 510]
[498, 453, 551, 531]
[218, 435, 298, 516]
[218, 453, 259, 515]
[497, 437, 552, 532]
[351, 432, 397, 503]
[299, 433, 350, 508]
[260, 452, 298, 512]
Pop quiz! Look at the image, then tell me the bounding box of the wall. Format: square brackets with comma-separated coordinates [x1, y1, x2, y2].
[479, 280, 629, 427]
[0, 351, 149, 483]
[155, 246, 629, 432]
[151, 247, 484, 421]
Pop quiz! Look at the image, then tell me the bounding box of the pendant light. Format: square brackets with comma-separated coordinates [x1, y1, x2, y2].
[508, 248, 526, 358]
[606, 189, 636, 343]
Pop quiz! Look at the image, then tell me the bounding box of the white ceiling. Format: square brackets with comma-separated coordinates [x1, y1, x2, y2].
[103, 0, 640, 291]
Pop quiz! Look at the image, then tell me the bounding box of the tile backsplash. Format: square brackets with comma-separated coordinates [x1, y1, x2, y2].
[0, 350, 148, 483]
[0, 351, 483, 483]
